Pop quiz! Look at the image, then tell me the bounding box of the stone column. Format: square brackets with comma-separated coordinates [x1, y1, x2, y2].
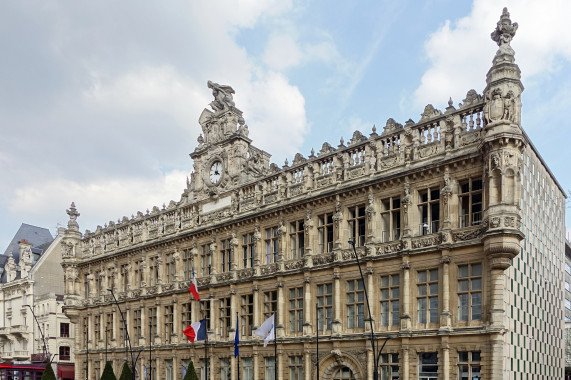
[277, 280, 285, 337]
[253, 284, 260, 329]
[442, 348, 450, 380]
[154, 303, 161, 344]
[172, 300, 179, 344]
[366, 267, 375, 332]
[401, 261, 411, 331]
[440, 255, 451, 330]
[140, 307, 146, 346]
[304, 348, 312, 380]
[278, 351, 284, 380]
[333, 270, 342, 334]
[402, 347, 409, 380]
[253, 348, 259, 380]
[303, 275, 312, 336]
[367, 348, 374, 380]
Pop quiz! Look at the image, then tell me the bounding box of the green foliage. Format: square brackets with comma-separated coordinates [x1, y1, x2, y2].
[41, 362, 56, 380]
[100, 361, 117, 380]
[183, 361, 198, 380]
[118, 362, 132, 380]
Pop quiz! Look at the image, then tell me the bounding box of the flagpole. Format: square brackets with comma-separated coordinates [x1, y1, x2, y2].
[316, 303, 319, 380]
[274, 307, 277, 380]
[149, 317, 152, 380]
[236, 312, 240, 380]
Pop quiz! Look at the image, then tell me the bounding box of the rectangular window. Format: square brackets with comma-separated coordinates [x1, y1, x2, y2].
[165, 360, 173, 380]
[219, 297, 232, 338]
[242, 233, 255, 268]
[242, 358, 253, 380]
[318, 213, 334, 253]
[458, 351, 481, 380]
[164, 305, 174, 343]
[105, 313, 113, 344]
[419, 352, 438, 378]
[265, 357, 276, 380]
[381, 197, 401, 242]
[133, 310, 142, 345]
[94, 315, 101, 342]
[201, 245, 211, 276]
[220, 358, 230, 380]
[380, 353, 399, 380]
[60, 323, 70, 338]
[134, 260, 141, 287]
[84, 274, 90, 298]
[95, 271, 103, 296]
[149, 258, 159, 287]
[148, 307, 157, 338]
[289, 287, 304, 333]
[380, 274, 400, 327]
[458, 264, 482, 321]
[289, 356, 303, 380]
[165, 253, 176, 283]
[120, 265, 129, 291]
[459, 178, 482, 227]
[417, 269, 438, 324]
[418, 188, 440, 235]
[201, 301, 211, 330]
[241, 294, 254, 337]
[347, 279, 365, 329]
[182, 302, 192, 327]
[59, 346, 70, 361]
[565, 299, 571, 310]
[264, 291, 278, 319]
[316, 283, 333, 331]
[566, 263, 571, 275]
[200, 359, 210, 380]
[220, 239, 232, 272]
[265, 227, 279, 264]
[183, 249, 192, 281]
[289, 220, 305, 259]
[349, 205, 367, 247]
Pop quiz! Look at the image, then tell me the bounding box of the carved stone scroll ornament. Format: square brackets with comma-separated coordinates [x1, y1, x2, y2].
[420, 104, 442, 121]
[382, 118, 403, 136]
[348, 130, 367, 146]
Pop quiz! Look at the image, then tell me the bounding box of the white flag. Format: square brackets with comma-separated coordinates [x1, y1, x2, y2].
[254, 313, 275, 347]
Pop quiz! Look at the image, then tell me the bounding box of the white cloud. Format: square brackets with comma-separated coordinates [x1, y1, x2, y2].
[9, 170, 188, 232]
[263, 34, 303, 71]
[414, 0, 571, 108]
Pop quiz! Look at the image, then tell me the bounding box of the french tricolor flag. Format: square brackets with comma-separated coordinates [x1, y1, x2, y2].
[189, 268, 200, 301]
[183, 319, 206, 343]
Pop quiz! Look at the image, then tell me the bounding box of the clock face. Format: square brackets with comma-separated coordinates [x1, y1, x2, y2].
[209, 161, 222, 184]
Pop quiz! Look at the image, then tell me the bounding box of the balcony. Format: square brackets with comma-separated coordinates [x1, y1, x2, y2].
[459, 212, 482, 228]
[10, 325, 27, 336]
[381, 228, 400, 243]
[1, 351, 13, 360]
[0, 327, 8, 337]
[13, 350, 29, 360]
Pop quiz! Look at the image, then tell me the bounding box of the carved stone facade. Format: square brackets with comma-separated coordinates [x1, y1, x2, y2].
[62, 9, 565, 380]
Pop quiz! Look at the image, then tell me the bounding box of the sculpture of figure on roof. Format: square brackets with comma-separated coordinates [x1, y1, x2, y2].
[207, 81, 236, 112]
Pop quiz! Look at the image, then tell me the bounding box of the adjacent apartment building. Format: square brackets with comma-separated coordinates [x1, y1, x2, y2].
[61, 8, 566, 380]
[0, 224, 76, 380]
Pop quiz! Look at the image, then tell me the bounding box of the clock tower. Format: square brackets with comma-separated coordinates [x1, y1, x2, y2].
[182, 81, 271, 204]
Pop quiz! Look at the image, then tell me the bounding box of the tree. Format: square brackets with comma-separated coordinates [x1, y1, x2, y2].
[101, 361, 117, 380]
[118, 362, 132, 380]
[183, 361, 198, 380]
[41, 362, 56, 380]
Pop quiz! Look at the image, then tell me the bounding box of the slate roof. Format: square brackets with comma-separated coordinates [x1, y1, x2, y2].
[0, 223, 54, 283]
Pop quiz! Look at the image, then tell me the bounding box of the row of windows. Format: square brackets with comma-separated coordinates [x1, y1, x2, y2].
[83, 179, 484, 291]
[82, 264, 483, 347]
[90, 351, 481, 380]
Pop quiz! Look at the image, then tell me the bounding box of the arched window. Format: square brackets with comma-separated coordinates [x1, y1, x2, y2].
[333, 366, 355, 380]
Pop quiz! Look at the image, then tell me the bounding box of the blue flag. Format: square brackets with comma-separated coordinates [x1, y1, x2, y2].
[182, 365, 187, 379]
[234, 314, 239, 357]
[143, 365, 147, 380]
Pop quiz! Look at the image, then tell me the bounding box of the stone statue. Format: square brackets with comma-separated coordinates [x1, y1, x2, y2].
[491, 8, 518, 47]
[207, 81, 235, 112]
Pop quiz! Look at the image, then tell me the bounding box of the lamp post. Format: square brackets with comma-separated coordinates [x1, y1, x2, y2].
[348, 240, 395, 380]
[24, 305, 48, 362]
[107, 288, 142, 380]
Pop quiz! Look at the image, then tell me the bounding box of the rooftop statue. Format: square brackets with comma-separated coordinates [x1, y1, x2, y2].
[207, 80, 236, 112]
[491, 7, 518, 47]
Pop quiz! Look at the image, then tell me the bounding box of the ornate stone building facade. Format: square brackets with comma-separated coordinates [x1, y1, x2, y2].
[61, 9, 565, 380]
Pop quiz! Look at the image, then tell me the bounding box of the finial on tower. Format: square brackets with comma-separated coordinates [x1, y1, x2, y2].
[491, 8, 518, 47]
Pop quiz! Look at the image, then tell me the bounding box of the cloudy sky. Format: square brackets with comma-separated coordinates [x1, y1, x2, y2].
[1, 0, 570, 249]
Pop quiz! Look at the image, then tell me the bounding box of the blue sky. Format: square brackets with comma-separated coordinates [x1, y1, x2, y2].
[0, 0, 570, 250]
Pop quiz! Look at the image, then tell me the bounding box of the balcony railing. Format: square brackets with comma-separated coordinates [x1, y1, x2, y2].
[13, 350, 28, 358]
[419, 220, 440, 235]
[381, 229, 400, 243]
[459, 212, 482, 228]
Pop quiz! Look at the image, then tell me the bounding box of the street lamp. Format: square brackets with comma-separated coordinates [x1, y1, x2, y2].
[107, 289, 142, 380]
[348, 240, 395, 380]
[23, 304, 48, 362]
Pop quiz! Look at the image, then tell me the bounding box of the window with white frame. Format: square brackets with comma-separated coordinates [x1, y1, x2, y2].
[418, 188, 440, 235]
